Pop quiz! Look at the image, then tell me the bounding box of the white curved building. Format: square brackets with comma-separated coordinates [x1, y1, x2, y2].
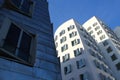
[54, 19, 115, 80]
[83, 16, 120, 80]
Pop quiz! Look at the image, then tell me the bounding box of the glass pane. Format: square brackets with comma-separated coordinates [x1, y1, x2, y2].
[11, 0, 22, 7]
[18, 32, 32, 62]
[3, 23, 21, 54]
[20, 0, 30, 13]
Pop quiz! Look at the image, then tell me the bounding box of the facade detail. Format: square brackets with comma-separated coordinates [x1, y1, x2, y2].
[114, 26, 120, 39]
[54, 19, 115, 80]
[83, 16, 120, 80]
[0, 0, 61, 80]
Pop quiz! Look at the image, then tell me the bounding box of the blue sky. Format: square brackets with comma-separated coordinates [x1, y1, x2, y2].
[47, 0, 120, 32]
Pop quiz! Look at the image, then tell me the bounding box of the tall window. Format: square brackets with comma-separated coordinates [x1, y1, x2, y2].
[116, 62, 120, 70]
[59, 30, 65, 36]
[80, 73, 88, 80]
[63, 54, 70, 62]
[11, 0, 33, 14]
[106, 46, 113, 53]
[71, 39, 80, 46]
[60, 36, 66, 44]
[4, 0, 33, 16]
[76, 59, 86, 69]
[1, 23, 36, 66]
[68, 25, 75, 31]
[64, 65, 72, 75]
[74, 48, 82, 57]
[69, 31, 77, 38]
[103, 40, 108, 46]
[61, 44, 68, 52]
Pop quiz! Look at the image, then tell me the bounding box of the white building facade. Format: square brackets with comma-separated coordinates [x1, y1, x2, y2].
[54, 19, 115, 80]
[83, 16, 120, 80]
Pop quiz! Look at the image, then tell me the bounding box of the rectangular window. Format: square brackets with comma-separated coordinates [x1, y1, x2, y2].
[100, 35, 106, 40]
[60, 36, 66, 44]
[68, 25, 74, 31]
[5, 0, 34, 16]
[106, 46, 113, 53]
[116, 62, 120, 70]
[97, 30, 102, 35]
[1, 23, 36, 66]
[60, 30, 65, 36]
[87, 26, 91, 31]
[71, 39, 80, 46]
[61, 44, 68, 52]
[95, 26, 99, 31]
[69, 31, 77, 38]
[64, 65, 72, 74]
[54, 35, 58, 41]
[111, 54, 117, 61]
[103, 40, 108, 46]
[74, 48, 82, 57]
[80, 73, 88, 80]
[63, 54, 70, 62]
[76, 59, 86, 69]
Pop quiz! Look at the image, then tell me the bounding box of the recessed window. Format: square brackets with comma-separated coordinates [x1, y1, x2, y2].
[69, 31, 77, 38]
[0, 23, 36, 66]
[54, 35, 58, 41]
[63, 54, 70, 62]
[61, 44, 68, 52]
[103, 40, 108, 46]
[64, 65, 72, 75]
[95, 26, 100, 31]
[71, 39, 80, 46]
[106, 46, 113, 53]
[68, 25, 74, 31]
[59, 30, 65, 36]
[111, 54, 117, 61]
[100, 35, 106, 40]
[4, 0, 33, 17]
[74, 48, 82, 57]
[80, 73, 88, 80]
[97, 30, 102, 35]
[76, 59, 86, 69]
[55, 42, 58, 48]
[116, 62, 120, 70]
[87, 26, 91, 31]
[60, 36, 66, 44]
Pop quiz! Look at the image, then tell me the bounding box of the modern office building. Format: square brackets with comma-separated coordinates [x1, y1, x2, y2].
[83, 16, 120, 80]
[114, 26, 120, 39]
[54, 19, 115, 80]
[0, 0, 61, 80]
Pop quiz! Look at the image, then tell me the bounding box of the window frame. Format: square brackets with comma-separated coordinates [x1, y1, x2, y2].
[0, 18, 36, 66]
[3, 0, 34, 17]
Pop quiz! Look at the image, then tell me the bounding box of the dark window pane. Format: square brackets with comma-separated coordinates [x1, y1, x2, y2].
[18, 32, 32, 61]
[3, 24, 21, 54]
[20, 0, 31, 13]
[11, 0, 22, 7]
[106, 46, 113, 53]
[116, 62, 120, 70]
[111, 54, 117, 61]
